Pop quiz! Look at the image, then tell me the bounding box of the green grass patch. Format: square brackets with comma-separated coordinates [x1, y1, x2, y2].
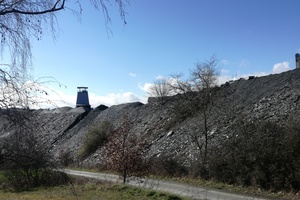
[0, 177, 189, 200]
[159, 176, 294, 199]
[0, 171, 6, 182]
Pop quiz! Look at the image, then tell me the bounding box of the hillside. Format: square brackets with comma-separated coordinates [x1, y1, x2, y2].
[48, 69, 300, 161]
[1, 69, 300, 191]
[2, 69, 300, 161]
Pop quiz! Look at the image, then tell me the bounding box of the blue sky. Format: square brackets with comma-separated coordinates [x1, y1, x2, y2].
[31, 0, 300, 107]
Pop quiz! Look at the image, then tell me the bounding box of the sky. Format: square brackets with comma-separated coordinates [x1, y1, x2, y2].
[30, 0, 300, 108]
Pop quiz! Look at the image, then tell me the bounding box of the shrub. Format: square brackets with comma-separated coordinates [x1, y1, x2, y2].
[149, 156, 188, 177]
[58, 150, 73, 167]
[146, 191, 156, 196]
[101, 115, 148, 183]
[1, 169, 70, 192]
[209, 120, 300, 192]
[0, 112, 69, 192]
[167, 194, 183, 200]
[78, 120, 112, 160]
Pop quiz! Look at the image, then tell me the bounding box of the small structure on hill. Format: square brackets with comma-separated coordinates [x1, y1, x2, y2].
[76, 87, 91, 111]
[296, 53, 300, 69]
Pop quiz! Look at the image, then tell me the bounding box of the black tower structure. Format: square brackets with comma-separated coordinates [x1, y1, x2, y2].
[76, 87, 91, 111]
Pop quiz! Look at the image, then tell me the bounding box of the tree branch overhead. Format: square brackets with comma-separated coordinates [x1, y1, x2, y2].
[0, 1, 65, 16]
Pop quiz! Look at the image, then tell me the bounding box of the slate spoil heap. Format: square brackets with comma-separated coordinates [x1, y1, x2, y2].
[1, 69, 300, 169]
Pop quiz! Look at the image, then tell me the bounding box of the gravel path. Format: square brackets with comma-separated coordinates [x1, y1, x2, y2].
[64, 169, 273, 200]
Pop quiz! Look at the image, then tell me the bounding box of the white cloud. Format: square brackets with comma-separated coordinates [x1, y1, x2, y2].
[239, 60, 251, 68]
[217, 71, 270, 85]
[154, 75, 165, 80]
[220, 68, 229, 74]
[32, 87, 76, 109]
[88, 92, 145, 107]
[38, 61, 291, 109]
[237, 72, 269, 79]
[139, 76, 187, 97]
[220, 59, 230, 66]
[129, 72, 136, 77]
[272, 62, 291, 74]
[138, 75, 169, 94]
[217, 75, 231, 85]
[139, 82, 153, 93]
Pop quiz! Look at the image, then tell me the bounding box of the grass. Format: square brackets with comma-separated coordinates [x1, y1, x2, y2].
[159, 176, 296, 200]
[0, 177, 189, 200]
[0, 172, 5, 182]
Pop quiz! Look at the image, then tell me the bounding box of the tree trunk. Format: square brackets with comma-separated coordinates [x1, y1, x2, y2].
[123, 169, 127, 184]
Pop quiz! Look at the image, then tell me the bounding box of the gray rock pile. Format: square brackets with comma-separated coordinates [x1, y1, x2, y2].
[1, 69, 300, 166]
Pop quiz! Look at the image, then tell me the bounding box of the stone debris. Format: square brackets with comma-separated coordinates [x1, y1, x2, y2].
[1, 69, 300, 166]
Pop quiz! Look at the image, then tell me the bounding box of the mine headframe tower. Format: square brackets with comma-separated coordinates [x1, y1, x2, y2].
[76, 87, 91, 111]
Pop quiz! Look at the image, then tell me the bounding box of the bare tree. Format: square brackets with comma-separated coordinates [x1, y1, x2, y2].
[0, 109, 69, 191]
[148, 77, 173, 104]
[148, 77, 171, 97]
[0, 0, 129, 67]
[169, 56, 219, 176]
[0, 0, 130, 190]
[0, 0, 130, 109]
[0, 70, 63, 109]
[101, 115, 147, 183]
[190, 56, 219, 167]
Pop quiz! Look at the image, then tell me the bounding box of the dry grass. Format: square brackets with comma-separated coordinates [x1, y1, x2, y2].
[161, 176, 297, 200]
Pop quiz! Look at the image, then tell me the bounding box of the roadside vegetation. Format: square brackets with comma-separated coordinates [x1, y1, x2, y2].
[146, 117, 300, 194]
[0, 177, 188, 200]
[154, 175, 298, 200]
[0, 110, 70, 192]
[145, 56, 300, 198]
[1, 1, 298, 198]
[68, 56, 300, 200]
[101, 114, 149, 184]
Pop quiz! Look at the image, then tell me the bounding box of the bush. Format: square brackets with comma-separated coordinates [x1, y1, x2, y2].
[101, 115, 149, 183]
[209, 120, 300, 191]
[149, 156, 188, 177]
[163, 100, 194, 132]
[78, 120, 112, 160]
[0, 112, 69, 192]
[167, 194, 183, 200]
[58, 150, 73, 167]
[1, 169, 70, 192]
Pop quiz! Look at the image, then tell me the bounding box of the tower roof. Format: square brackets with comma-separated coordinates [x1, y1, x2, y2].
[77, 87, 88, 92]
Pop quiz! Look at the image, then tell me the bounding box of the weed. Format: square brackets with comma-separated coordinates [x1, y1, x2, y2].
[147, 190, 156, 196]
[0, 181, 190, 200]
[167, 194, 183, 200]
